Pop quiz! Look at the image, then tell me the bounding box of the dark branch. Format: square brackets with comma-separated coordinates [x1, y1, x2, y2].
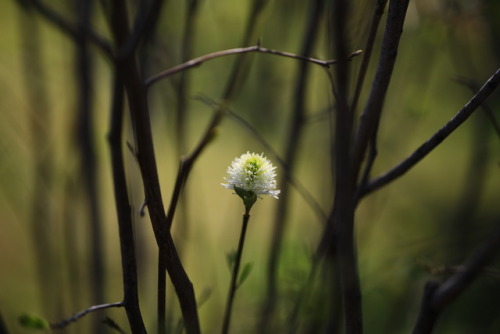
[107, 71, 147, 333]
[351, 0, 388, 113]
[413, 220, 500, 333]
[145, 45, 362, 87]
[50, 302, 124, 330]
[454, 76, 500, 138]
[352, 0, 410, 180]
[19, 0, 113, 57]
[360, 67, 500, 198]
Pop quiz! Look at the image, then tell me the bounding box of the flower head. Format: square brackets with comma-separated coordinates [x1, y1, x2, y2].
[222, 152, 280, 207]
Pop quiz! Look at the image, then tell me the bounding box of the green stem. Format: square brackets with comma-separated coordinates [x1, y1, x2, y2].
[221, 209, 251, 334]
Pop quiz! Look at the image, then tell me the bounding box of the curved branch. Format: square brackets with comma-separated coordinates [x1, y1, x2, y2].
[50, 302, 124, 330]
[413, 220, 500, 333]
[145, 45, 362, 87]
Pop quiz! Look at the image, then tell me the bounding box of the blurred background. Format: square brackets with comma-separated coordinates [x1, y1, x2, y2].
[1, 0, 499, 333]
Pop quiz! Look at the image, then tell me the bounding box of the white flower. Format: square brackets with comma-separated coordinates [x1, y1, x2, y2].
[222, 152, 280, 199]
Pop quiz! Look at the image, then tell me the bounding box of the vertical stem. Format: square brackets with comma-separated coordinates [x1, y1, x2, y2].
[109, 2, 200, 333]
[75, 3, 106, 329]
[157, 251, 167, 334]
[108, 72, 147, 334]
[221, 210, 251, 334]
[352, 0, 410, 178]
[330, 0, 362, 333]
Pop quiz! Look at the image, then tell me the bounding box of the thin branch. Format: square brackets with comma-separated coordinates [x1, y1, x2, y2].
[50, 302, 124, 330]
[145, 45, 362, 87]
[108, 70, 147, 333]
[352, 0, 410, 180]
[19, 0, 113, 57]
[328, 0, 361, 332]
[351, 0, 388, 114]
[431, 222, 500, 310]
[221, 211, 252, 334]
[117, 0, 166, 60]
[355, 129, 378, 202]
[454, 76, 500, 138]
[417, 258, 500, 279]
[261, 1, 327, 330]
[360, 67, 500, 198]
[109, 1, 201, 333]
[413, 220, 500, 333]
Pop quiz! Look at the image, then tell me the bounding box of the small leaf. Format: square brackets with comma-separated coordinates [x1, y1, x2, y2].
[18, 314, 48, 330]
[237, 262, 254, 288]
[234, 186, 257, 211]
[226, 250, 237, 272]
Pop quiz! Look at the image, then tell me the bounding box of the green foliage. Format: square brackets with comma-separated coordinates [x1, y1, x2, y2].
[226, 250, 254, 288]
[226, 250, 237, 273]
[18, 314, 48, 330]
[237, 262, 254, 288]
[234, 186, 257, 212]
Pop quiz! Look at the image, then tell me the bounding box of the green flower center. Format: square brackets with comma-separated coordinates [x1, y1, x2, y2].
[245, 158, 262, 181]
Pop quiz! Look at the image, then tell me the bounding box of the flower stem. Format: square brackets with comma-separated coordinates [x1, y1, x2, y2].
[221, 209, 251, 334]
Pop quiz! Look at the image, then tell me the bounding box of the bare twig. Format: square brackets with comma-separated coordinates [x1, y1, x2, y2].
[351, 0, 388, 113]
[18, 0, 113, 57]
[74, 3, 105, 331]
[352, 0, 410, 180]
[145, 45, 362, 87]
[413, 221, 500, 333]
[109, 1, 201, 333]
[50, 302, 124, 330]
[328, 0, 361, 332]
[360, 67, 500, 198]
[254, 3, 327, 330]
[454, 76, 500, 138]
[117, 0, 166, 60]
[108, 71, 147, 333]
[417, 258, 500, 279]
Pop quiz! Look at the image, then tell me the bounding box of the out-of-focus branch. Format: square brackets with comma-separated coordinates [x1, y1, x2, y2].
[259, 1, 326, 331]
[17, 0, 113, 57]
[74, 4, 105, 332]
[360, 67, 500, 198]
[117, 0, 166, 60]
[351, 0, 388, 113]
[327, 0, 360, 332]
[145, 45, 362, 87]
[0, 311, 9, 334]
[412, 221, 500, 333]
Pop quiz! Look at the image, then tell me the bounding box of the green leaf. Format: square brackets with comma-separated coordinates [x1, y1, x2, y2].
[18, 314, 48, 330]
[233, 186, 257, 211]
[226, 250, 237, 272]
[237, 262, 254, 288]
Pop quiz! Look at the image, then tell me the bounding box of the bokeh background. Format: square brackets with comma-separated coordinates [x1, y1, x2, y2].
[1, 0, 500, 333]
